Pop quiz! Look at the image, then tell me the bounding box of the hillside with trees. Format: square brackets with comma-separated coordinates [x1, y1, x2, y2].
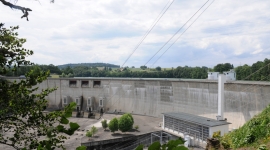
[57, 63, 120, 69]
[3, 58, 270, 81]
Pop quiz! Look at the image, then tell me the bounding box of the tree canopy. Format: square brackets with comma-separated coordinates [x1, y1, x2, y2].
[108, 118, 118, 133]
[118, 113, 134, 133]
[0, 23, 81, 150]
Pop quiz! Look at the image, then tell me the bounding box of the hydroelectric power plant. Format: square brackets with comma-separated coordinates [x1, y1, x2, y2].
[6, 75, 270, 149]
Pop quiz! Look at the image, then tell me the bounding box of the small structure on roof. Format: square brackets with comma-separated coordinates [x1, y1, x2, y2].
[162, 112, 231, 145]
[207, 72, 219, 80]
[223, 69, 236, 81]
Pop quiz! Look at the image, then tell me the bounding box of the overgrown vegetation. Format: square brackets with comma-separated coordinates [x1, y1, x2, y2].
[135, 138, 188, 150]
[216, 104, 270, 149]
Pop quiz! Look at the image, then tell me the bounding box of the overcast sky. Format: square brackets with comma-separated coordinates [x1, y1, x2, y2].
[1, 0, 270, 68]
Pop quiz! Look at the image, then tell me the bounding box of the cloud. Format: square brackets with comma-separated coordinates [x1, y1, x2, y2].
[0, 0, 269, 68]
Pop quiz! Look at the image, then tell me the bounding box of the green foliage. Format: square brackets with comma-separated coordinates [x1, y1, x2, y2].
[257, 144, 267, 150]
[118, 113, 134, 133]
[213, 63, 233, 73]
[127, 113, 134, 124]
[101, 119, 108, 130]
[148, 141, 161, 150]
[91, 126, 98, 137]
[86, 131, 93, 137]
[108, 118, 118, 133]
[155, 66, 161, 71]
[136, 138, 187, 150]
[212, 130, 221, 139]
[76, 145, 87, 150]
[50, 58, 270, 81]
[134, 125, 139, 130]
[0, 23, 80, 150]
[58, 63, 120, 70]
[140, 65, 147, 70]
[135, 144, 143, 150]
[222, 104, 270, 149]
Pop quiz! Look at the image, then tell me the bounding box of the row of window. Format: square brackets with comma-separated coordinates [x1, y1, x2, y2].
[69, 80, 101, 88]
[63, 97, 103, 107]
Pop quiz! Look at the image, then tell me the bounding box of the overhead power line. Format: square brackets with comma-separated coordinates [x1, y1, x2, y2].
[150, 0, 215, 67]
[143, 0, 210, 67]
[121, 0, 175, 68]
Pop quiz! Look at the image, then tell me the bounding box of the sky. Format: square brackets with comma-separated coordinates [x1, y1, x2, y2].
[1, 0, 270, 68]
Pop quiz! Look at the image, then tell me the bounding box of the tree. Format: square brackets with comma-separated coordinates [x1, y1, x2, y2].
[140, 65, 147, 70]
[213, 63, 233, 73]
[118, 113, 134, 133]
[101, 119, 108, 130]
[155, 66, 161, 71]
[108, 118, 118, 133]
[90, 126, 98, 137]
[0, 24, 81, 150]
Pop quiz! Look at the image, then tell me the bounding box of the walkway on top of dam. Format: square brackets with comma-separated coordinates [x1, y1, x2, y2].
[6, 76, 268, 85]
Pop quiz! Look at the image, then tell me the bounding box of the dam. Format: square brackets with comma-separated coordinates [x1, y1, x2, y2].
[9, 77, 270, 130]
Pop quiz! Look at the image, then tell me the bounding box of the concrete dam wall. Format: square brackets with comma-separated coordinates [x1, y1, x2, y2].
[10, 77, 270, 129]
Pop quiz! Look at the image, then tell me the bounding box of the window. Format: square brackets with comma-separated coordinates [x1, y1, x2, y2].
[99, 99, 103, 107]
[69, 81, 77, 87]
[76, 98, 80, 105]
[93, 81, 101, 88]
[87, 98, 92, 106]
[81, 81, 89, 87]
[63, 97, 67, 104]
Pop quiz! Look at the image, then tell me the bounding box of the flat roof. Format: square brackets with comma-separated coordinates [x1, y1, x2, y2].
[163, 112, 231, 127]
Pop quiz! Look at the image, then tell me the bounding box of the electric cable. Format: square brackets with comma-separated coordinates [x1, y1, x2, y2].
[150, 0, 215, 68]
[97, 0, 176, 108]
[121, 0, 175, 68]
[143, 0, 210, 67]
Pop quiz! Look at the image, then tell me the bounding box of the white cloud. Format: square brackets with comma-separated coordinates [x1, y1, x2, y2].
[0, 0, 270, 68]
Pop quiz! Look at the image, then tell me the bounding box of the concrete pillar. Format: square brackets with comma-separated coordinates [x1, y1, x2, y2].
[217, 74, 225, 120]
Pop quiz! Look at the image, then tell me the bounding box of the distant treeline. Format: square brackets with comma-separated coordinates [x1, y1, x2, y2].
[4, 58, 270, 81]
[67, 66, 209, 79]
[57, 63, 120, 69]
[5, 64, 62, 76]
[235, 58, 270, 81]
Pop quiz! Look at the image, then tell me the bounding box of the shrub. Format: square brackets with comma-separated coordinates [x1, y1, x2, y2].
[91, 126, 98, 137]
[212, 130, 221, 139]
[134, 125, 139, 130]
[101, 119, 108, 130]
[127, 113, 134, 124]
[108, 118, 118, 133]
[118, 114, 133, 133]
[86, 131, 93, 137]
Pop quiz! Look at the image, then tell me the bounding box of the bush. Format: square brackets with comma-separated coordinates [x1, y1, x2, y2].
[86, 131, 93, 137]
[127, 113, 134, 124]
[108, 118, 118, 133]
[91, 126, 98, 137]
[118, 113, 134, 133]
[101, 119, 108, 130]
[221, 104, 270, 149]
[212, 130, 221, 139]
[134, 125, 139, 130]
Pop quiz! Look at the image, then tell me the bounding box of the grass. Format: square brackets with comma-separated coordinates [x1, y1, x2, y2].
[220, 104, 270, 149]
